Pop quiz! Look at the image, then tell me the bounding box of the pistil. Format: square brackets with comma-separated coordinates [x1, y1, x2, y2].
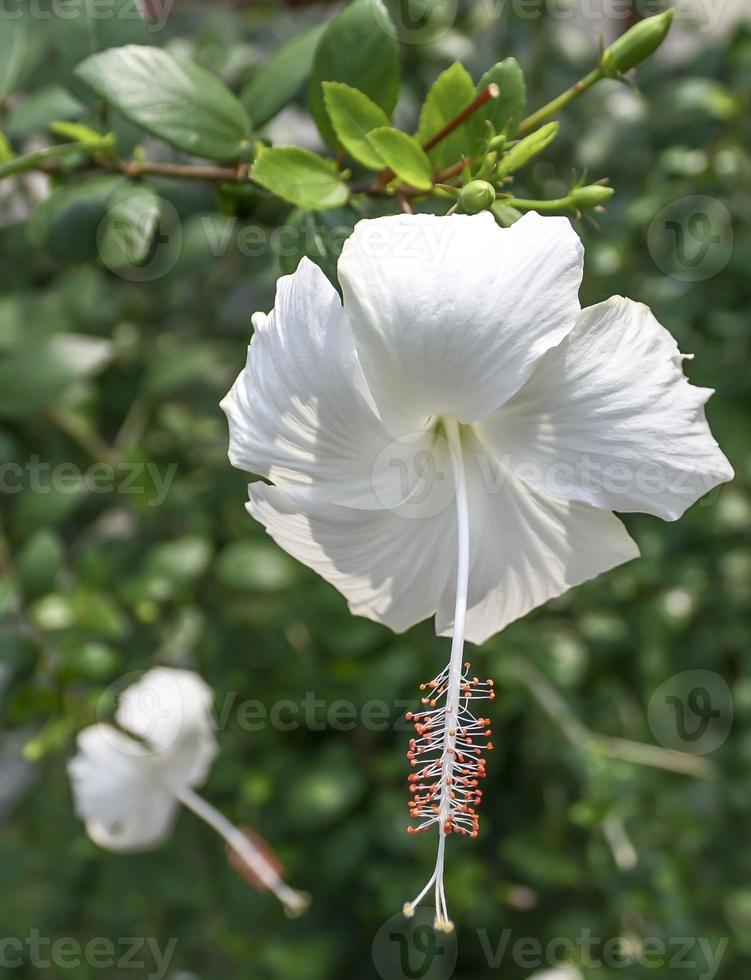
[403, 417, 494, 931]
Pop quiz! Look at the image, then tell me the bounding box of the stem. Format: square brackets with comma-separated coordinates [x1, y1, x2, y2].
[423, 84, 499, 153]
[376, 83, 499, 188]
[0, 141, 89, 179]
[118, 159, 249, 183]
[505, 655, 715, 780]
[517, 67, 603, 135]
[175, 786, 310, 917]
[502, 196, 572, 213]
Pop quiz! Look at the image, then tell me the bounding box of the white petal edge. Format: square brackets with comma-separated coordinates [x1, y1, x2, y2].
[221, 257, 433, 510]
[68, 725, 178, 852]
[245, 480, 457, 634]
[116, 667, 218, 788]
[338, 211, 584, 432]
[436, 432, 640, 644]
[477, 296, 734, 521]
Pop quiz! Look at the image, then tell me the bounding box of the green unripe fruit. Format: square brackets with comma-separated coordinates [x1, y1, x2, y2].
[459, 180, 496, 215]
[569, 184, 614, 210]
[601, 10, 674, 76]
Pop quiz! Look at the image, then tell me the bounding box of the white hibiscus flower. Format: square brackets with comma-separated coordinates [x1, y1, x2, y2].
[221, 211, 732, 929]
[68, 667, 308, 917]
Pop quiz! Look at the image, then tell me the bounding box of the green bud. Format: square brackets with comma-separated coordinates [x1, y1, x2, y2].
[600, 10, 674, 76]
[569, 184, 614, 210]
[0, 130, 13, 164]
[459, 179, 496, 214]
[497, 122, 559, 179]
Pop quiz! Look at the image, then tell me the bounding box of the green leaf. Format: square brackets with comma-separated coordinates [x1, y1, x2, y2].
[497, 121, 559, 178]
[323, 82, 390, 170]
[416, 62, 478, 171]
[75, 46, 251, 161]
[309, 0, 400, 148]
[0, 4, 45, 99]
[279, 207, 358, 285]
[216, 540, 297, 592]
[242, 25, 326, 128]
[27, 175, 124, 262]
[0, 332, 113, 419]
[476, 58, 526, 138]
[16, 530, 63, 598]
[5, 86, 83, 140]
[251, 147, 349, 211]
[97, 185, 161, 271]
[51, 0, 149, 103]
[366, 128, 432, 190]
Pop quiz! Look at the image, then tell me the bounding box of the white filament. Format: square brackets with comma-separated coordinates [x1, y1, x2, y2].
[175, 785, 310, 917]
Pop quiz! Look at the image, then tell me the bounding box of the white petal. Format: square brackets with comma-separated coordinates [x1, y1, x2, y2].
[246, 479, 457, 634]
[436, 433, 640, 644]
[68, 725, 177, 852]
[116, 668, 218, 788]
[221, 257, 429, 509]
[338, 212, 583, 431]
[478, 297, 734, 521]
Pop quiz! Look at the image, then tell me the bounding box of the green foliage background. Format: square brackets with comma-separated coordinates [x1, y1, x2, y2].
[0, 2, 749, 978]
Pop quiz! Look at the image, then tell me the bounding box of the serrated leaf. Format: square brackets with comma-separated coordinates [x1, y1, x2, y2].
[366, 128, 432, 190]
[242, 25, 325, 128]
[323, 82, 390, 170]
[252, 147, 349, 210]
[416, 62, 478, 171]
[497, 121, 559, 178]
[75, 46, 251, 161]
[309, 0, 400, 148]
[476, 58, 526, 138]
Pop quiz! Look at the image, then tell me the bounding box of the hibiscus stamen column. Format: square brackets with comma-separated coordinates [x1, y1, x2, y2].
[403, 418, 494, 932]
[175, 786, 310, 917]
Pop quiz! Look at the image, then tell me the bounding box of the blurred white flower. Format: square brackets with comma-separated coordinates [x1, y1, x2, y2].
[222, 211, 732, 929]
[68, 667, 308, 917]
[531, 969, 584, 980]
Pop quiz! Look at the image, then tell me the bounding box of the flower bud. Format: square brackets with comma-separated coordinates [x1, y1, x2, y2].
[497, 122, 559, 179]
[569, 184, 614, 210]
[600, 10, 674, 76]
[459, 180, 496, 214]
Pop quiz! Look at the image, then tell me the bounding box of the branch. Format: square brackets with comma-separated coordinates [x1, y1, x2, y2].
[376, 83, 499, 189]
[517, 66, 603, 135]
[505, 654, 716, 780]
[117, 159, 250, 183]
